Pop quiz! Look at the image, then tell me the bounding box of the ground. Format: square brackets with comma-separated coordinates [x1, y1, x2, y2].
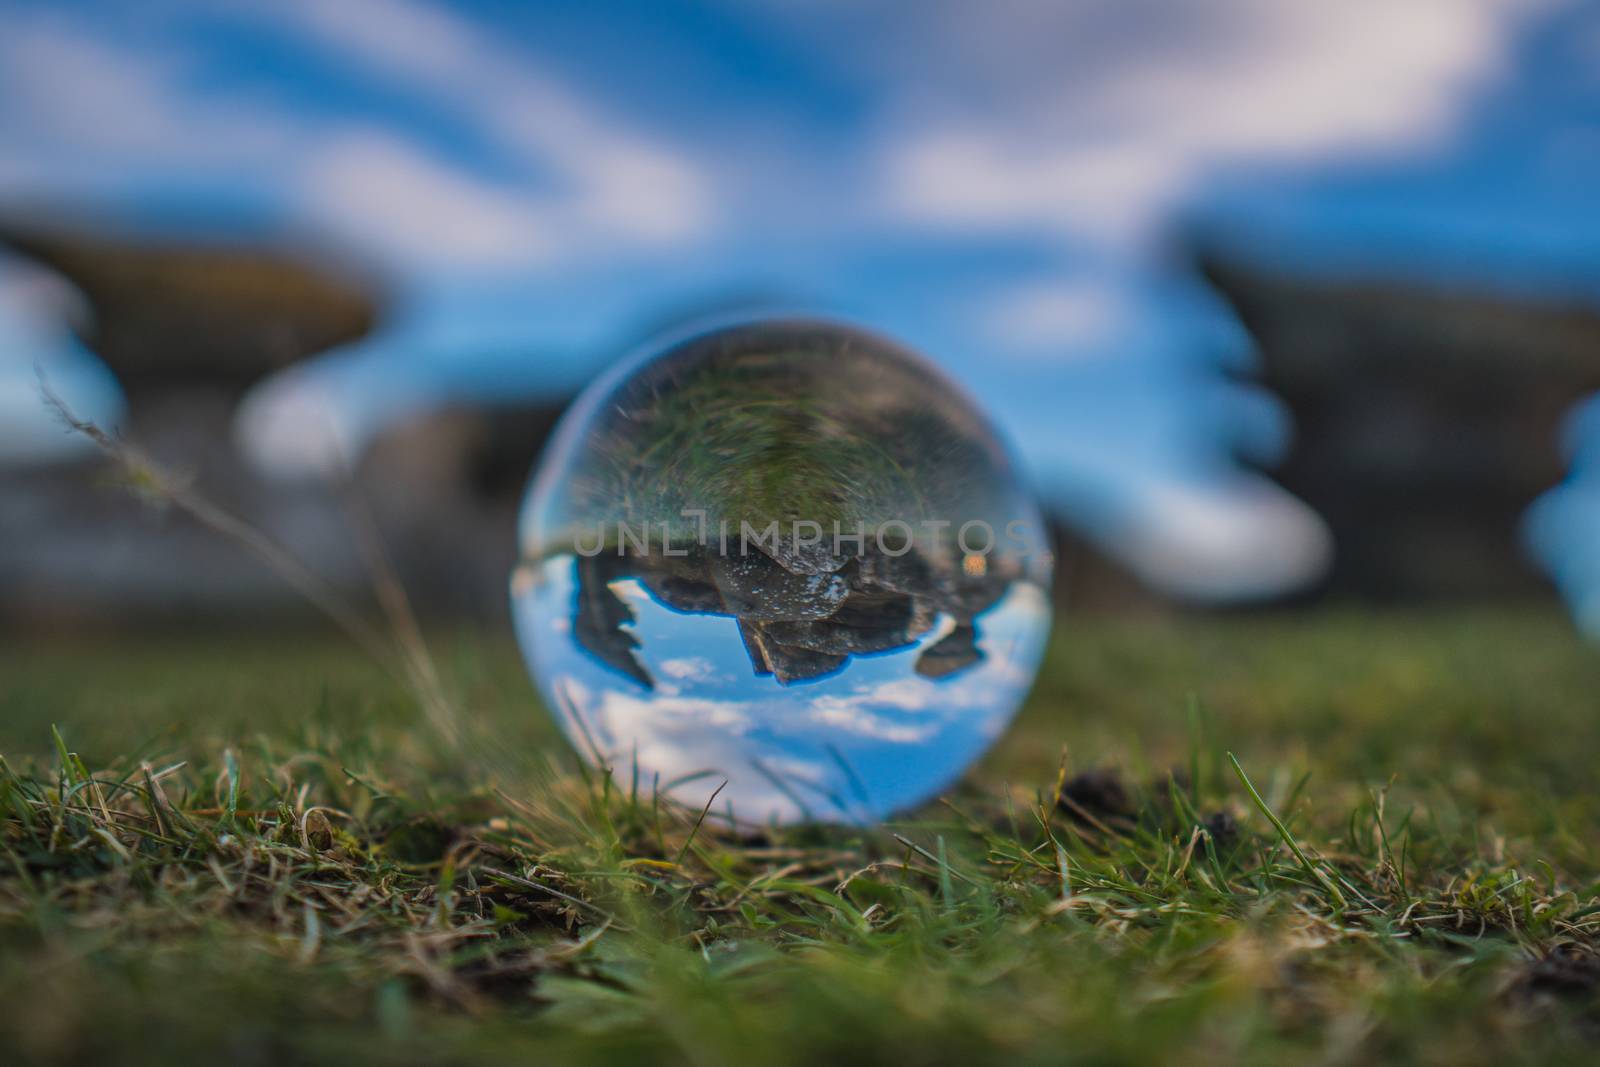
[3, 609, 1600, 1064]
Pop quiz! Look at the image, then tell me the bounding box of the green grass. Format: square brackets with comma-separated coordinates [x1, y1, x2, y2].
[4, 608, 1600, 1064]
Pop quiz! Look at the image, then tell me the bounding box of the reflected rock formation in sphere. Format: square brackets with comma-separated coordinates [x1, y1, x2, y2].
[512, 320, 1052, 824]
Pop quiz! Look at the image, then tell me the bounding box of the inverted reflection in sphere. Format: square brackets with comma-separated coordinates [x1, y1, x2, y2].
[512, 320, 1052, 824]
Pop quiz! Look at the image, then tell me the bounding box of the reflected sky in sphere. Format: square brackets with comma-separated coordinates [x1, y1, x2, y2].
[511, 320, 1052, 824]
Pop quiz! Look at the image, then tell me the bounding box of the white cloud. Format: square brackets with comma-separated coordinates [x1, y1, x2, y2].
[232, 364, 357, 478]
[878, 0, 1546, 246]
[808, 700, 937, 744]
[256, 0, 712, 248]
[0, 15, 298, 174]
[0, 4, 713, 271]
[596, 690, 757, 737]
[297, 133, 561, 268]
[549, 677, 813, 822]
[802, 637, 1038, 744]
[658, 657, 719, 682]
[1106, 476, 1334, 601]
[888, 134, 1179, 243]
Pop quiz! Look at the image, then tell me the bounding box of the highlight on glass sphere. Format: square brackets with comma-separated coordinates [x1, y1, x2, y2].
[511, 319, 1052, 824]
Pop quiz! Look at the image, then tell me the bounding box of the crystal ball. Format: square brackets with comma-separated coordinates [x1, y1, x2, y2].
[511, 320, 1052, 824]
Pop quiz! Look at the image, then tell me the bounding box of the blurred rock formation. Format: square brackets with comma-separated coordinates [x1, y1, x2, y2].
[1202, 253, 1600, 600]
[0, 220, 497, 625]
[2, 221, 378, 395]
[10, 213, 1596, 627]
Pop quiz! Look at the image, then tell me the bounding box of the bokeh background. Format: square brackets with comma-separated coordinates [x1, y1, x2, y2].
[4, 0, 1600, 632]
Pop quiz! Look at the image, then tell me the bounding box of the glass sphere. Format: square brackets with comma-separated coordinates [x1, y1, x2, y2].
[511, 320, 1052, 824]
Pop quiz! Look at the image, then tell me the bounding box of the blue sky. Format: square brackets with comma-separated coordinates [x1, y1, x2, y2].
[3, 0, 1598, 600]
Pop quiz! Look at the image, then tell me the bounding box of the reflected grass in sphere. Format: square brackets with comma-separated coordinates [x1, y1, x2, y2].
[511, 320, 1051, 824]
